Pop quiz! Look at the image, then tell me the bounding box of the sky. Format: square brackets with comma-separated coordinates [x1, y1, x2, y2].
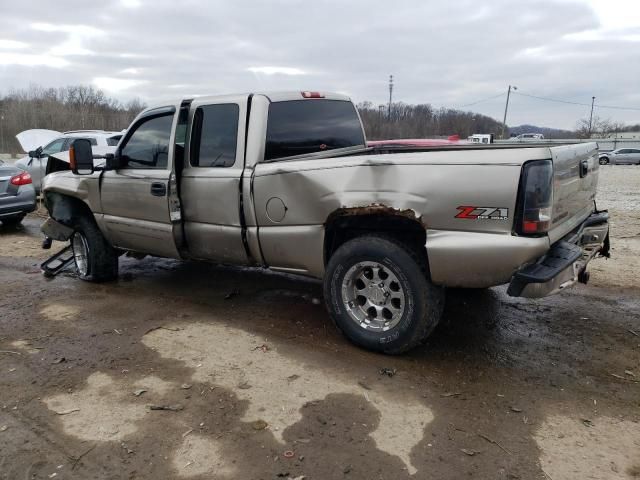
[0, 0, 639, 129]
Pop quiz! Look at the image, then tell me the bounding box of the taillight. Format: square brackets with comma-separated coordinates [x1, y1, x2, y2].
[301, 91, 324, 98]
[10, 171, 32, 186]
[518, 160, 553, 235]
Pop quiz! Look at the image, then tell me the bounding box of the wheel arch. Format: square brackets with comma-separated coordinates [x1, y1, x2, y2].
[44, 191, 96, 228]
[324, 205, 430, 272]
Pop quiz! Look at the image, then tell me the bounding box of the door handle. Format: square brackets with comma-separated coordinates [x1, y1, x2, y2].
[150, 182, 167, 196]
[579, 160, 589, 178]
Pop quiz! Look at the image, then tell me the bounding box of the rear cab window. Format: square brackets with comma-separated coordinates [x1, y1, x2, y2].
[264, 99, 365, 161]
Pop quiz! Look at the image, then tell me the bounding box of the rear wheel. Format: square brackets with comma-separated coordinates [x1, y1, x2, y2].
[324, 235, 444, 354]
[71, 215, 118, 282]
[599, 156, 609, 165]
[1, 214, 25, 227]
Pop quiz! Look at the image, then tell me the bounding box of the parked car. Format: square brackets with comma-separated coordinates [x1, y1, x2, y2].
[509, 133, 545, 141]
[598, 148, 640, 165]
[42, 91, 609, 354]
[15, 130, 123, 192]
[0, 159, 36, 226]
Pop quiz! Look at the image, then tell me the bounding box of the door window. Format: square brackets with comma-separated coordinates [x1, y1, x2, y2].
[41, 138, 66, 156]
[120, 114, 174, 169]
[190, 104, 239, 167]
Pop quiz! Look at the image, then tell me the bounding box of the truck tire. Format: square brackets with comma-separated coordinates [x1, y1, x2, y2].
[70, 214, 118, 282]
[324, 235, 444, 354]
[1, 214, 25, 227]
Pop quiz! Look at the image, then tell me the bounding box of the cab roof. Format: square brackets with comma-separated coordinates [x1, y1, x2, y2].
[142, 91, 352, 114]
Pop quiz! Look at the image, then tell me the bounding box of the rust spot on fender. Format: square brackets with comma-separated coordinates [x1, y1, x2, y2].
[326, 204, 427, 228]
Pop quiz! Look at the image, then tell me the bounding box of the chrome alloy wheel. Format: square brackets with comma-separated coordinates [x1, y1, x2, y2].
[71, 232, 90, 277]
[341, 261, 406, 332]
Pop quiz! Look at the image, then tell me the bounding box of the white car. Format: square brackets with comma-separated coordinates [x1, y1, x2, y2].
[598, 148, 640, 165]
[15, 130, 123, 192]
[509, 133, 545, 141]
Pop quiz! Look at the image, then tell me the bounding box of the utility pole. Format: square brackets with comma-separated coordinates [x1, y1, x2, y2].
[388, 75, 394, 119]
[501, 85, 517, 139]
[588, 96, 596, 138]
[0, 113, 4, 154]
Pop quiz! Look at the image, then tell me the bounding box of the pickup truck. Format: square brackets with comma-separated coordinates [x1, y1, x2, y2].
[41, 91, 610, 354]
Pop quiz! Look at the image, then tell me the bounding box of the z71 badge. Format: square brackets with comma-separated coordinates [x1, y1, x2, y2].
[455, 206, 509, 220]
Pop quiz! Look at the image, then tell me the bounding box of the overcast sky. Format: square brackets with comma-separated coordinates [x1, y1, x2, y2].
[0, 0, 639, 129]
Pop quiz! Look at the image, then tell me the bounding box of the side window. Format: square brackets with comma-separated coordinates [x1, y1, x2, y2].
[120, 114, 174, 169]
[107, 136, 122, 147]
[66, 138, 97, 150]
[190, 104, 239, 167]
[41, 138, 66, 155]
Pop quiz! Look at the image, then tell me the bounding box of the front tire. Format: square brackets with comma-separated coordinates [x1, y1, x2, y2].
[1, 214, 25, 227]
[71, 215, 118, 282]
[599, 157, 609, 165]
[324, 235, 444, 354]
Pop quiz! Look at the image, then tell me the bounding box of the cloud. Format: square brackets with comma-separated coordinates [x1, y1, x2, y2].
[93, 77, 147, 93]
[0, 0, 637, 129]
[0, 39, 29, 50]
[0, 52, 69, 68]
[248, 66, 307, 76]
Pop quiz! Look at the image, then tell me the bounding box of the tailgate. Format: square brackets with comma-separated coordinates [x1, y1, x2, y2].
[548, 143, 599, 243]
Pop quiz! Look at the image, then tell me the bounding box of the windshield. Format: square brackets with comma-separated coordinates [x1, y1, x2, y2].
[264, 99, 365, 161]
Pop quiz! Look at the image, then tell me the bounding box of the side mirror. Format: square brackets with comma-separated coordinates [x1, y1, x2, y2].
[105, 151, 126, 170]
[70, 139, 94, 175]
[28, 146, 43, 159]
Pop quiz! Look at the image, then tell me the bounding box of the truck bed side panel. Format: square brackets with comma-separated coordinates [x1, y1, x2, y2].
[252, 151, 540, 280]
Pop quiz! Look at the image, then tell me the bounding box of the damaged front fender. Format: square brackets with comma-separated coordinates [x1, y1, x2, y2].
[41, 217, 74, 241]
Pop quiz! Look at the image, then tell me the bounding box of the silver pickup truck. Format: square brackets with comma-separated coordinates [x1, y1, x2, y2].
[41, 91, 610, 354]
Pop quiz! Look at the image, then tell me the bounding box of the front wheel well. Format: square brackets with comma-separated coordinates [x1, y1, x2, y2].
[44, 192, 95, 227]
[324, 209, 428, 269]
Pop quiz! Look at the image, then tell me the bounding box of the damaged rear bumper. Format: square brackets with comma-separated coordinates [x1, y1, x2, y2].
[507, 210, 610, 298]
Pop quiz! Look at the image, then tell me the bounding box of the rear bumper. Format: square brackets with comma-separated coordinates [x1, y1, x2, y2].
[0, 188, 37, 219]
[507, 210, 609, 298]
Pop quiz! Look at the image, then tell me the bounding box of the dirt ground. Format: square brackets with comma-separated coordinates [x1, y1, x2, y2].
[1, 166, 639, 480]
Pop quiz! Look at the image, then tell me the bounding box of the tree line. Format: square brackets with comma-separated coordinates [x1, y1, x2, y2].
[0, 85, 145, 153]
[0, 84, 636, 153]
[356, 101, 504, 140]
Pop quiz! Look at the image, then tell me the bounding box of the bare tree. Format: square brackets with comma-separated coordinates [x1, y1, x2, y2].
[0, 84, 146, 153]
[357, 102, 503, 140]
[575, 115, 626, 139]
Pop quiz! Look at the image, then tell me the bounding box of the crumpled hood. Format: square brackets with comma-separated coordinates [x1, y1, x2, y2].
[15, 129, 61, 152]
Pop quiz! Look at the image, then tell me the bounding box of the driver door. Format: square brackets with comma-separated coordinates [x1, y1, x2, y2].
[99, 106, 182, 258]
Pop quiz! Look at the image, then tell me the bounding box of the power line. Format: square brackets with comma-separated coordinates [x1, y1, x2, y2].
[457, 92, 505, 108]
[513, 91, 640, 112]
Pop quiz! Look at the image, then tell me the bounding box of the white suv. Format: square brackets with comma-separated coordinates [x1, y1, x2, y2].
[15, 130, 123, 192]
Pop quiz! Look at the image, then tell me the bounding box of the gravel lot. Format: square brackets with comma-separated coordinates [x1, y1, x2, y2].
[0, 166, 639, 480]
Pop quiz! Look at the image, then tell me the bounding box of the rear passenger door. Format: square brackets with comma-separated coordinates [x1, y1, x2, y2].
[180, 95, 249, 264]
